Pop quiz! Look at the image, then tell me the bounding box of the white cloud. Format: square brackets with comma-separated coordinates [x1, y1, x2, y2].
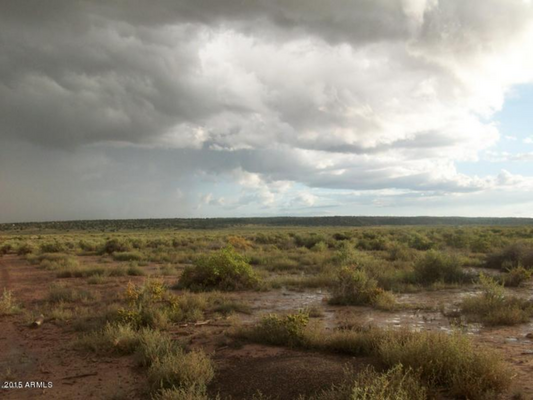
[1, 1, 533, 220]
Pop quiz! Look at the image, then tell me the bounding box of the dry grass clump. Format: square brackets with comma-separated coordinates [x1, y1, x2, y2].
[308, 365, 427, 400]
[151, 386, 211, 400]
[113, 251, 145, 262]
[461, 274, 533, 326]
[76, 320, 214, 396]
[147, 349, 214, 392]
[47, 283, 97, 304]
[178, 246, 260, 291]
[328, 266, 397, 311]
[76, 322, 141, 354]
[379, 331, 511, 400]
[0, 289, 21, 315]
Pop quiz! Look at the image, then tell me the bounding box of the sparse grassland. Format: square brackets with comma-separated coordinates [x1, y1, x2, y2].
[1, 223, 533, 399]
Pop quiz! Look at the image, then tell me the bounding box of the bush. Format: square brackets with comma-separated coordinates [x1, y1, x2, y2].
[329, 266, 396, 310]
[147, 349, 214, 392]
[310, 364, 427, 400]
[461, 274, 533, 326]
[0, 289, 20, 315]
[76, 322, 140, 354]
[113, 251, 144, 262]
[135, 328, 178, 367]
[103, 238, 132, 254]
[178, 246, 260, 291]
[412, 250, 467, 284]
[379, 331, 511, 399]
[499, 265, 532, 287]
[246, 312, 310, 347]
[486, 243, 533, 270]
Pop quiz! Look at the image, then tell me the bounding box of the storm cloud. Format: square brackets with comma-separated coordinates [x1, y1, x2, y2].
[1, 0, 533, 221]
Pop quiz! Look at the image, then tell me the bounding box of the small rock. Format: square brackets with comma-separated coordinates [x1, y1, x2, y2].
[525, 332, 533, 339]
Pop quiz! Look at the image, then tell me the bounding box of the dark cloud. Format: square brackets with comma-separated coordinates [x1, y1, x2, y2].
[1, 0, 533, 221]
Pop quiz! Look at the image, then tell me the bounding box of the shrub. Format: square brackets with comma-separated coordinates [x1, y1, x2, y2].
[461, 274, 533, 326]
[17, 242, 36, 256]
[76, 323, 140, 354]
[408, 234, 433, 250]
[40, 241, 67, 253]
[379, 331, 511, 399]
[152, 386, 210, 400]
[147, 349, 214, 392]
[486, 243, 533, 270]
[113, 251, 144, 262]
[103, 238, 132, 254]
[135, 328, 178, 367]
[178, 246, 259, 291]
[310, 364, 427, 400]
[0, 289, 20, 315]
[412, 250, 467, 284]
[243, 312, 310, 347]
[499, 265, 532, 287]
[329, 266, 397, 310]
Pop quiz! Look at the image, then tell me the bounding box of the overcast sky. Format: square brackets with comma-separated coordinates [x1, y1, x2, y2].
[1, 0, 533, 223]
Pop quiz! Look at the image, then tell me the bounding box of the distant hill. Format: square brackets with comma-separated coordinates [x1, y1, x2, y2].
[1, 216, 533, 232]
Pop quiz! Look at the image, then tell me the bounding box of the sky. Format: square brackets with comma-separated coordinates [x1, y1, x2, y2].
[1, 0, 533, 223]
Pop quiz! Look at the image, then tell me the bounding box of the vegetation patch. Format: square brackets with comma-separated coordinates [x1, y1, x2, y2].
[308, 365, 427, 400]
[178, 246, 260, 291]
[329, 266, 397, 311]
[235, 314, 512, 400]
[486, 243, 533, 270]
[412, 250, 469, 284]
[461, 274, 533, 326]
[0, 289, 21, 315]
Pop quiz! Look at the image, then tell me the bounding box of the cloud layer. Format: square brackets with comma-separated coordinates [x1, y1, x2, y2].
[1, 0, 533, 221]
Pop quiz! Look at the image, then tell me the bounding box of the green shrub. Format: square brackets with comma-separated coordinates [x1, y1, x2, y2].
[40, 240, 67, 253]
[17, 242, 36, 255]
[408, 234, 433, 250]
[379, 331, 511, 399]
[103, 238, 132, 254]
[461, 274, 533, 325]
[76, 322, 140, 354]
[412, 250, 467, 284]
[178, 246, 259, 291]
[113, 251, 144, 262]
[135, 328, 178, 367]
[243, 312, 310, 347]
[329, 266, 396, 310]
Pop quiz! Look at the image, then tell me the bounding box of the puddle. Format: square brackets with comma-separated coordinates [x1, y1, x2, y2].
[239, 284, 533, 338]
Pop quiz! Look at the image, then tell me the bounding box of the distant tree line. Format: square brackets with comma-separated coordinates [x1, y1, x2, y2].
[1, 216, 533, 232]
